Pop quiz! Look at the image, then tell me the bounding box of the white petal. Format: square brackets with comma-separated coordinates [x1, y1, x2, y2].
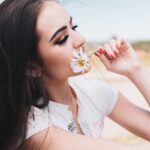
[72, 66, 83, 73]
[70, 63, 77, 68]
[72, 50, 79, 58]
[86, 63, 91, 68]
[71, 58, 78, 62]
[82, 54, 89, 61]
[79, 49, 84, 56]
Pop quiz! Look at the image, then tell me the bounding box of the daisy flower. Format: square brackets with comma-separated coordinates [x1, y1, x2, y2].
[70, 48, 91, 74]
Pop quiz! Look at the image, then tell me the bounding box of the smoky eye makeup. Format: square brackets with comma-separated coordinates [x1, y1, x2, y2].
[52, 25, 79, 45]
[54, 34, 69, 45]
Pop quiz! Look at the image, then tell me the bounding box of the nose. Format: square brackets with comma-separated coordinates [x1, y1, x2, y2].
[73, 33, 86, 49]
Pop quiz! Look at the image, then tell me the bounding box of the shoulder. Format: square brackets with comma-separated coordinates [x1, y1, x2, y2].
[69, 77, 118, 115]
[69, 76, 108, 88]
[26, 106, 52, 140]
[69, 76, 114, 94]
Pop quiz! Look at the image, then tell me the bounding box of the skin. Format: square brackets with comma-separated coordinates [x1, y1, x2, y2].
[36, 1, 86, 106]
[95, 39, 150, 140]
[96, 39, 150, 106]
[22, 1, 150, 149]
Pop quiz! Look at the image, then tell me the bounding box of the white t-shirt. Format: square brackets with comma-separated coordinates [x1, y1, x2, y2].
[26, 77, 118, 140]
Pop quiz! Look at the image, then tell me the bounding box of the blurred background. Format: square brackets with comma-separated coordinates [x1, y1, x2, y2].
[63, 0, 150, 144]
[0, 0, 149, 144]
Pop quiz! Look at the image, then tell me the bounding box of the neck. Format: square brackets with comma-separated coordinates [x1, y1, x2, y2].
[43, 78, 75, 106]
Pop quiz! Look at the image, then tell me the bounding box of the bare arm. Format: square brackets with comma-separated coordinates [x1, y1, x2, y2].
[20, 126, 150, 150]
[109, 93, 150, 141]
[127, 66, 150, 106]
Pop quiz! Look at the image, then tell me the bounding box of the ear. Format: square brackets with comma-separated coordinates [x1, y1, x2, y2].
[26, 62, 42, 78]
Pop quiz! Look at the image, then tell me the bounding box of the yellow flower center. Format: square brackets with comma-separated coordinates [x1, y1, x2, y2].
[78, 59, 85, 66]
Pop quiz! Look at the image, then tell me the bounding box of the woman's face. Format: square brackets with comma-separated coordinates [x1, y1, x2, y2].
[36, 1, 88, 81]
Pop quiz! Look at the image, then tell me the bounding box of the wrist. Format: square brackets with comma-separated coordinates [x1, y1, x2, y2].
[125, 64, 144, 80]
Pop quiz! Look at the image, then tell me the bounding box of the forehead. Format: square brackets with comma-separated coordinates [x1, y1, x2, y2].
[36, 1, 70, 37]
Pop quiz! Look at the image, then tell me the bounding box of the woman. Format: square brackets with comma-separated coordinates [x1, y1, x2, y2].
[0, 0, 150, 149]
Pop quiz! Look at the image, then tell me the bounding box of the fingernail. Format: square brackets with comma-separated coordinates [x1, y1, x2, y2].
[114, 51, 119, 55]
[116, 44, 120, 49]
[103, 51, 106, 55]
[110, 54, 114, 59]
[99, 48, 103, 53]
[95, 52, 99, 57]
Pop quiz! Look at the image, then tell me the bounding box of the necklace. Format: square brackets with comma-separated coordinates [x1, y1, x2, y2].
[68, 119, 80, 133]
[68, 86, 83, 134]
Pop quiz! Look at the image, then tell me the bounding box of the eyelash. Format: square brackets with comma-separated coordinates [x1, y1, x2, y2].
[55, 25, 78, 45]
[72, 25, 78, 31]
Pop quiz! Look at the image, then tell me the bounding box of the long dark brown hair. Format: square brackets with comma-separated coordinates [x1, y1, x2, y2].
[0, 0, 55, 149]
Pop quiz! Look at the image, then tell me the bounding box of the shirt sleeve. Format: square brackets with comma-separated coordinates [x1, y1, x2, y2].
[70, 77, 119, 116]
[26, 106, 53, 140]
[89, 79, 119, 115]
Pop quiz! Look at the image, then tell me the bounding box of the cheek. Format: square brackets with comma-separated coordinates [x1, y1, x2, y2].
[40, 47, 73, 78]
[49, 48, 72, 66]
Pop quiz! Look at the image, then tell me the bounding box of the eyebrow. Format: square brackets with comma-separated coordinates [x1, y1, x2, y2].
[49, 17, 73, 42]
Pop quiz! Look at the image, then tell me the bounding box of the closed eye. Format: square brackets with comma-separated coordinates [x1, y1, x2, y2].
[54, 25, 78, 45]
[55, 35, 69, 45]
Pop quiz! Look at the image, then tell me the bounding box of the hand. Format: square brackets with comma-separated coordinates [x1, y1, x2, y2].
[95, 38, 142, 77]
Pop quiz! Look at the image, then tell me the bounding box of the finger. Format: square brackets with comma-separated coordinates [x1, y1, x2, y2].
[118, 39, 132, 53]
[109, 39, 116, 50]
[104, 43, 115, 59]
[120, 43, 130, 52]
[109, 39, 119, 56]
[97, 45, 105, 53]
[95, 52, 111, 68]
[116, 38, 124, 49]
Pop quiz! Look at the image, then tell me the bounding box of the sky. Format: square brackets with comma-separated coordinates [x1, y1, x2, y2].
[0, 0, 150, 41]
[63, 0, 150, 41]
